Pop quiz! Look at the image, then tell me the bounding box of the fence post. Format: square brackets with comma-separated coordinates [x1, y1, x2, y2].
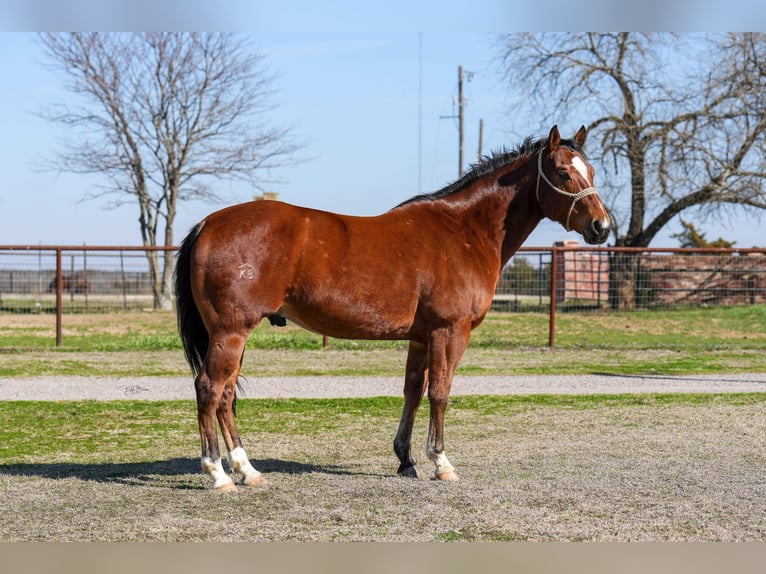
[548, 247, 558, 347]
[55, 248, 63, 347]
[120, 250, 127, 310]
[83, 244, 89, 309]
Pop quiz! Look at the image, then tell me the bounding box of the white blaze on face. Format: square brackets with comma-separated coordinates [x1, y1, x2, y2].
[571, 156, 591, 185]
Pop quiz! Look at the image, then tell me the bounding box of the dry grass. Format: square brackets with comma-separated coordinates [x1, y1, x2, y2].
[1, 396, 763, 541]
[0, 310, 170, 335]
[3, 346, 765, 378]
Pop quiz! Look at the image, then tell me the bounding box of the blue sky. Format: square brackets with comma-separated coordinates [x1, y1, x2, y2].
[1, 26, 764, 247]
[0, 32, 538, 245]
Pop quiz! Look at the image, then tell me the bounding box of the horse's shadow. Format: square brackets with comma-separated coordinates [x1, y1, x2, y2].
[0, 457, 370, 489]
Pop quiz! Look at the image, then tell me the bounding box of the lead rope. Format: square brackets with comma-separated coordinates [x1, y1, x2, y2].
[536, 150, 599, 231]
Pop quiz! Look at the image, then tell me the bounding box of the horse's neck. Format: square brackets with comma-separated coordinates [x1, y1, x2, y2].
[431, 167, 541, 270]
[498, 162, 543, 265]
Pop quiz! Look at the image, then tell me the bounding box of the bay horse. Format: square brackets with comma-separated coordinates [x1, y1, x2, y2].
[174, 125, 611, 490]
[48, 273, 91, 295]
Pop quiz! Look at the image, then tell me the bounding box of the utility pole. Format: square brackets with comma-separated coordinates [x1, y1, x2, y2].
[440, 65, 468, 178]
[477, 118, 484, 161]
[458, 65, 464, 177]
[417, 32, 423, 195]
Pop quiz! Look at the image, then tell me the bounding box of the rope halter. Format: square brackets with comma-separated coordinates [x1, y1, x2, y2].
[536, 150, 599, 231]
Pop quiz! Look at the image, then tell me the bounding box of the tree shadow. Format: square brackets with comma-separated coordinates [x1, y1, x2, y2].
[0, 457, 378, 489]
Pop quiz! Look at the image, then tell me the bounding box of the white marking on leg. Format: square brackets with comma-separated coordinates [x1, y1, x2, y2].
[571, 156, 591, 185]
[428, 450, 454, 473]
[201, 457, 236, 490]
[228, 446, 266, 487]
[426, 439, 459, 480]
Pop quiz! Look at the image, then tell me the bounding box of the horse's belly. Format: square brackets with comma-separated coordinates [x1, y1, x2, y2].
[279, 296, 416, 341]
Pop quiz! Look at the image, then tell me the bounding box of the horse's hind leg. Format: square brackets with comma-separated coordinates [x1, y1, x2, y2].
[394, 341, 428, 478]
[196, 365, 235, 491]
[217, 348, 267, 488]
[196, 332, 262, 491]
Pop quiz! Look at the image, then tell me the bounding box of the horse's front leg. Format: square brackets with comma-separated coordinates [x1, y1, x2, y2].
[425, 322, 471, 481]
[394, 341, 428, 478]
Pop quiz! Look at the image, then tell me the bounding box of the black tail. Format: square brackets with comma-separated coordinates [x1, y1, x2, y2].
[174, 222, 208, 378]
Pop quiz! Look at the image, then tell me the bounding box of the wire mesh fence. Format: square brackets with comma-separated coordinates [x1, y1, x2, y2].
[2, 244, 765, 346]
[0, 245, 176, 319]
[494, 246, 766, 314]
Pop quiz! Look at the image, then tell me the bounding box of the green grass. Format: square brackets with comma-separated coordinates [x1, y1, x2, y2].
[472, 305, 766, 350]
[1, 394, 763, 463]
[0, 400, 193, 462]
[1, 305, 764, 377]
[3, 305, 765, 351]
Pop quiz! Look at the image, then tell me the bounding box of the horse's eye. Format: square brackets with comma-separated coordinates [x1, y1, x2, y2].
[558, 170, 571, 181]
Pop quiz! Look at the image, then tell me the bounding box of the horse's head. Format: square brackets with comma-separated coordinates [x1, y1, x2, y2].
[536, 125, 611, 245]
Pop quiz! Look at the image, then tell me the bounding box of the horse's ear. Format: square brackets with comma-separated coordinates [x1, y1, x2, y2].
[547, 125, 561, 150]
[574, 125, 587, 147]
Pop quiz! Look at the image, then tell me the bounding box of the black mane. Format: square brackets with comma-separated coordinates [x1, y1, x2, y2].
[395, 135, 584, 208]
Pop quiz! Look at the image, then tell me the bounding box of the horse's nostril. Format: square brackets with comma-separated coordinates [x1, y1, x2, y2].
[592, 219, 603, 234]
[591, 219, 610, 240]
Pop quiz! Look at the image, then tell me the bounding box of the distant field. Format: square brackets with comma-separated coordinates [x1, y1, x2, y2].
[1, 306, 765, 377]
[0, 294, 154, 314]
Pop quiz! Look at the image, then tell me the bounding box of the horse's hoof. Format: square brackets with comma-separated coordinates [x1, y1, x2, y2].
[214, 480, 238, 492]
[397, 465, 420, 479]
[434, 468, 460, 481]
[241, 473, 269, 488]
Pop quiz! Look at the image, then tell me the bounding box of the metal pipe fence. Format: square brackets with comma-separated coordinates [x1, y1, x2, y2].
[496, 246, 766, 345]
[2, 245, 765, 347]
[0, 246, 175, 345]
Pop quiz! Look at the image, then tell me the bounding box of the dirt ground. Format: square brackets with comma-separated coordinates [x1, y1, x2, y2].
[0, 384, 763, 541]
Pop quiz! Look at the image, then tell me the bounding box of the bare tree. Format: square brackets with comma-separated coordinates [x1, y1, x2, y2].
[499, 33, 766, 307]
[38, 33, 303, 308]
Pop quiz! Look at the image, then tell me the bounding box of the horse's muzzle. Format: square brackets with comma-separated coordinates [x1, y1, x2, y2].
[583, 218, 611, 245]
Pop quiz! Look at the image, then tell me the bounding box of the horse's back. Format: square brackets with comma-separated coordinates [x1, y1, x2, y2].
[187, 199, 496, 340]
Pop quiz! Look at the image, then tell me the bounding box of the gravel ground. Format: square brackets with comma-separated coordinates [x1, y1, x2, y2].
[2, 373, 764, 542]
[0, 372, 764, 400]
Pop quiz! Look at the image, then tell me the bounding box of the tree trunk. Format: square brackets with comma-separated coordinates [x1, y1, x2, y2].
[159, 249, 174, 310]
[142, 248, 174, 310]
[609, 251, 640, 310]
[138, 198, 172, 310]
[145, 249, 165, 310]
[158, 195, 177, 311]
